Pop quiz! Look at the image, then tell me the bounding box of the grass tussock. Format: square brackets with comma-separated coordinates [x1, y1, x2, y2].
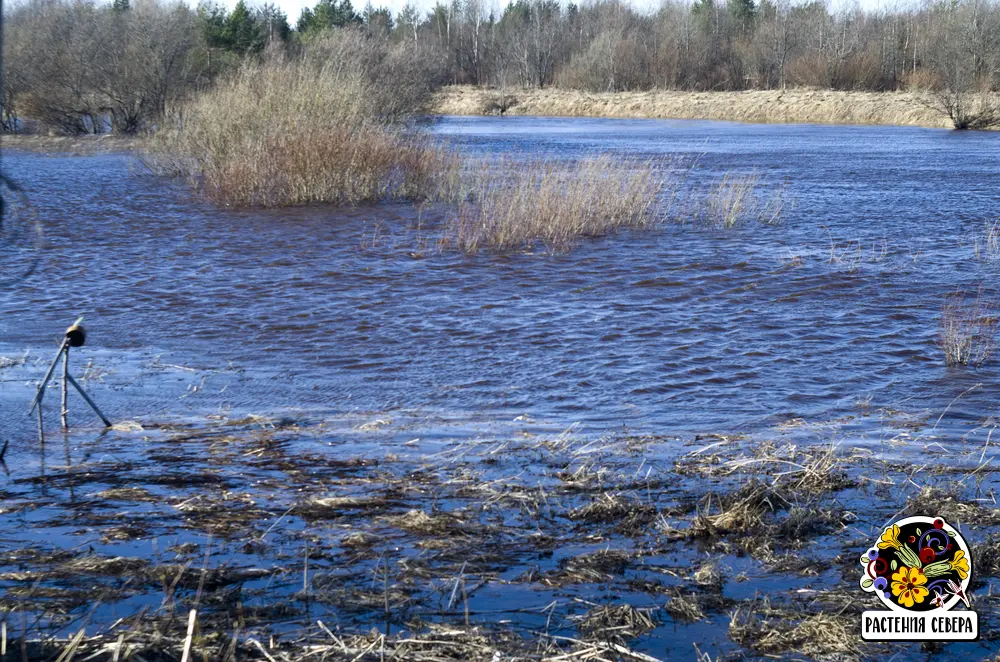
[703, 171, 786, 228]
[147, 50, 453, 207]
[939, 289, 999, 368]
[729, 605, 859, 659]
[666, 595, 708, 623]
[577, 604, 657, 640]
[447, 155, 662, 252]
[974, 218, 1000, 261]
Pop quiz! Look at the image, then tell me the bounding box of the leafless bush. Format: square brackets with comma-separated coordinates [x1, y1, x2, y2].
[146, 54, 454, 207]
[932, 88, 1000, 130]
[302, 29, 448, 121]
[4, 0, 201, 135]
[940, 290, 999, 368]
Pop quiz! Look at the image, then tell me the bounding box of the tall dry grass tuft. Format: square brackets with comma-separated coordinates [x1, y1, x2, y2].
[447, 155, 662, 253]
[703, 171, 786, 228]
[939, 289, 999, 368]
[974, 218, 1000, 262]
[146, 37, 452, 207]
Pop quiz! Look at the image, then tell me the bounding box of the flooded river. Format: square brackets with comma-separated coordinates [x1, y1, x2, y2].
[1, 117, 999, 659]
[2, 116, 999, 441]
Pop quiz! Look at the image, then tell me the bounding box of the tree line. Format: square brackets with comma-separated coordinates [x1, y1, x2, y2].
[3, 0, 999, 134]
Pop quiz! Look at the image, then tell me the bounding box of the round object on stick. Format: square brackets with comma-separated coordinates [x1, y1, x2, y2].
[65, 323, 86, 347]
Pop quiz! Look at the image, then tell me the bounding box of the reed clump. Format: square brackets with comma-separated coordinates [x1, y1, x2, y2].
[703, 171, 786, 228]
[447, 155, 662, 252]
[939, 289, 999, 368]
[974, 218, 1000, 261]
[147, 44, 452, 207]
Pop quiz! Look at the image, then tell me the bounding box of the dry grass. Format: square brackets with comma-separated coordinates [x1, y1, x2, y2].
[577, 604, 657, 640]
[729, 605, 859, 659]
[940, 289, 999, 368]
[703, 171, 786, 228]
[666, 595, 707, 623]
[146, 57, 455, 208]
[429, 85, 981, 129]
[1, 134, 141, 155]
[447, 155, 662, 252]
[908, 486, 1000, 526]
[975, 218, 1000, 261]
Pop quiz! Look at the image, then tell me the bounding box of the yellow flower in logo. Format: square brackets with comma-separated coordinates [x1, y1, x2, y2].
[950, 550, 969, 580]
[891, 566, 929, 608]
[878, 524, 902, 550]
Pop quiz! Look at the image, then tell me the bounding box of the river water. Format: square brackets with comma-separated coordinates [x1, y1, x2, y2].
[1, 116, 999, 657]
[2, 116, 998, 444]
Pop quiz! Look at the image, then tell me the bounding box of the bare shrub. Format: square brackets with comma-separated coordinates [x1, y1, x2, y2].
[302, 29, 448, 121]
[146, 55, 453, 207]
[447, 155, 662, 253]
[939, 290, 999, 368]
[932, 88, 1000, 130]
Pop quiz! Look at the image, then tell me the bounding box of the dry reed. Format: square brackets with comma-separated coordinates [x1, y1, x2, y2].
[703, 171, 786, 228]
[447, 155, 662, 252]
[146, 57, 454, 208]
[974, 218, 1000, 261]
[430, 85, 968, 129]
[940, 289, 999, 368]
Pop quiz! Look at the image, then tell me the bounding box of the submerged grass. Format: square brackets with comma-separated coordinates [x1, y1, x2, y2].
[447, 155, 663, 252]
[974, 218, 1000, 262]
[939, 289, 999, 368]
[10, 410, 1000, 660]
[702, 170, 787, 228]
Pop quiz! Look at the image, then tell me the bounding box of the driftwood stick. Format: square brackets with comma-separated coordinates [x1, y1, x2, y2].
[65, 373, 111, 427]
[29, 340, 67, 414]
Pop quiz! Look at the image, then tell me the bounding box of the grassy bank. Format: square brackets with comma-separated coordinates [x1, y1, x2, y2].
[428, 86, 978, 129]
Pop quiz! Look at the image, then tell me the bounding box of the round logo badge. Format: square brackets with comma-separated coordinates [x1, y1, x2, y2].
[860, 515, 972, 612]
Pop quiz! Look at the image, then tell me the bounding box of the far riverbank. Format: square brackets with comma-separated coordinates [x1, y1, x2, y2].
[428, 85, 973, 129]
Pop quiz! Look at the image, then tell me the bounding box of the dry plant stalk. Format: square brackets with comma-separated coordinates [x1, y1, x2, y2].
[940, 289, 999, 368]
[448, 155, 662, 252]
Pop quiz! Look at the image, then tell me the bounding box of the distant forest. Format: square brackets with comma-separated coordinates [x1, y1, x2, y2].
[3, 0, 999, 133]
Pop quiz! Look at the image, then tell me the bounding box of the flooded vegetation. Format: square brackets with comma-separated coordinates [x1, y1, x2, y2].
[3, 115, 1000, 659]
[5, 0, 1000, 656]
[144, 35, 449, 208]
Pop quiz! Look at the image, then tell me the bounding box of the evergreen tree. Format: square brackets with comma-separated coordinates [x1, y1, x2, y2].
[258, 3, 291, 43]
[297, 0, 361, 34]
[727, 0, 756, 33]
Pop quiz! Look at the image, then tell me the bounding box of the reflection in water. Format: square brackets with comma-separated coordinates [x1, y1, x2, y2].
[1, 116, 999, 443]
